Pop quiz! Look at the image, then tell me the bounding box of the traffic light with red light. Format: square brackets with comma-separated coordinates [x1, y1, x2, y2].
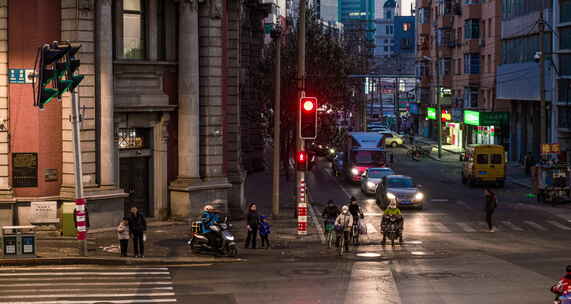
[299, 97, 318, 139]
[296, 150, 308, 171]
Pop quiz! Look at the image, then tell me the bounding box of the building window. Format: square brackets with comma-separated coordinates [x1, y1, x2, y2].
[118, 128, 150, 149]
[558, 106, 571, 129]
[561, 55, 571, 76]
[122, 0, 145, 59]
[464, 87, 479, 108]
[481, 55, 486, 72]
[500, 34, 552, 64]
[561, 0, 571, 23]
[437, 28, 454, 47]
[12, 153, 38, 188]
[487, 54, 492, 73]
[439, 57, 452, 75]
[465, 0, 480, 4]
[418, 8, 431, 24]
[384, 46, 389, 52]
[464, 53, 480, 74]
[464, 19, 480, 40]
[502, 0, 546, 20]
[559, 79, 571, 103]
[561, 26, 571, 50]
[403, 23, 411, 31]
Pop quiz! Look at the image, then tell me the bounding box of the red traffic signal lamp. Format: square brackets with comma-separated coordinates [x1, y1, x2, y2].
[296, 150, 308, 171]
[299, 97, 318, 139]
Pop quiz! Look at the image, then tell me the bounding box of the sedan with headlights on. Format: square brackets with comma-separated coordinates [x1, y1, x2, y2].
[375, 175, 425, 210]
[360, 167, 395, 195]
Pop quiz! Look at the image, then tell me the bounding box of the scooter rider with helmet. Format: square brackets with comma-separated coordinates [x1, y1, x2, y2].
[200, 205, 221, 250]
[381, 200, 404, 245]
[551, 265, 571, 303]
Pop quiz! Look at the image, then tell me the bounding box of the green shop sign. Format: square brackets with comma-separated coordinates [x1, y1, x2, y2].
[427, 107, 436, 120]
[464, 110, 508, 126]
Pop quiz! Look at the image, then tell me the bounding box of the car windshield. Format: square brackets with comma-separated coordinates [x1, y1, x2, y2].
[368, 169, 393, 178]
[353, 151, 385, 164]
[387, 178, 414, 188]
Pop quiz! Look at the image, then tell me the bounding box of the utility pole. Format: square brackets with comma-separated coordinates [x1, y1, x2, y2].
[71, 89, 87, 256]
[296, 0, 306, 235]
[435, 55, 442, 159]
[272, 26, 282, 218]
[539, 2, 547, 146]
[395, 76, 400, 133]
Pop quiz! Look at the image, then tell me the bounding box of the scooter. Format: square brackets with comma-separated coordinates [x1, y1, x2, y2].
[188, 217, 238, 257]
[381, 215, 403, 246]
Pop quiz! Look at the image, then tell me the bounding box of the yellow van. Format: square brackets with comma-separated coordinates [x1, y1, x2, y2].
[461, 144, 506, 187]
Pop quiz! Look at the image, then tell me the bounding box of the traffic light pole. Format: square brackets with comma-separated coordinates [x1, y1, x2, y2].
[296, 0, 307, 235]
[71, 89, 87, 256]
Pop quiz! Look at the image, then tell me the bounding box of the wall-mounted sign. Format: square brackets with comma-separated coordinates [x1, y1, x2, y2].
[45, 169, 58, 181]
[9, 69, 34, 84]
[541, 143, 561, 154]
[464, 110, 509, 126]
[427, 107, 436, 120]
[441, 110, 451, 121]
[12, 153, 38, 188]
[30, 201, 58, 224]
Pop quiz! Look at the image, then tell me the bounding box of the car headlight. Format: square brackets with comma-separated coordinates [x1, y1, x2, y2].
[329, 148, 335, 154]
[366, 181, 376, 189]
[415, 192, 424, 200]
[386, 192, 396, 200]
[351, 168, 359, 175]
[318, 145, 323, 149]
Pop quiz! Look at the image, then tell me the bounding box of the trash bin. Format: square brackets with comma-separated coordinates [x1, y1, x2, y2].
[1, 226, 37, 258]
[62, 202, 77, 237]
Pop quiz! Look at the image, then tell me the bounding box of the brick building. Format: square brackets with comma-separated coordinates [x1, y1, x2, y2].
[416, 0, 505, 150]
[0, 0, 270, 229]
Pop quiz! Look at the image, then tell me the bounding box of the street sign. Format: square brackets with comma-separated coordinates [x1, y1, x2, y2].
[9, 69, 34, 84]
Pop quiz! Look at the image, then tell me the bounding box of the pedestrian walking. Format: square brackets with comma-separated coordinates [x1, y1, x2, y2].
[128, 206, 147, 258]
[245, 203, 259, 249]
[117, 217, 130, 257]
[484, 188, 498, 232]
[259, 216, 271, 249]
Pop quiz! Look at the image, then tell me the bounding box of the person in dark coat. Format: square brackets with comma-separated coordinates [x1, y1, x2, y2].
[484, 188, 497, 232]
[245, 203, 259, 249]
[524, 152, 533, 176]
[128, 206, 147, 258]
[259, 216, 271, 249]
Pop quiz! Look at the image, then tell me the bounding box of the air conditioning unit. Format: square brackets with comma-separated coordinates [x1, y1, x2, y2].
[479, 39, 486, 47]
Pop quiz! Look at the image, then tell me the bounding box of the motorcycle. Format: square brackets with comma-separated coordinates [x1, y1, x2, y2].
[188, 217, 238, 257]
[381, 215, 403, 245]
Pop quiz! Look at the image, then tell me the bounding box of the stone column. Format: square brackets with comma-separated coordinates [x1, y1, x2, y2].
[147, 0, 158, 61]
[97, 0, 115, 187]
[153, 113, 169, 219]
[169, 0, 202, 218]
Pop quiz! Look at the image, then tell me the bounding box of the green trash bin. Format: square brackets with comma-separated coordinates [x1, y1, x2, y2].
[62, 202, 77, 237]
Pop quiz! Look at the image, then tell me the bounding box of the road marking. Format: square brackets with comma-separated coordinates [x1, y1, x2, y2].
[547, 220, 571, 230]
[523, 221, 548, 231]
[344, 262, 401, 304]
[0, 267, 170, 271]
[0, 287, 174, 293]
[0, 271, 170, 277]
[457, 222, 476, 232]
[456, 201, 473, 209]
[307, 202, 326, 244]
[321, 167, 352, 199]
[0, 292, 176, 299]
[0, 276, 171, 282]
[432, 222, 451, 232]
[431, 199, 449, 202]
[1, 300, 177, 304]
[364, 212, 383, 216]
[501, 221, 524, 231]
[478, 221, 500, 231]
[366, 223, 378, 234]
[0, 282, 173, 288]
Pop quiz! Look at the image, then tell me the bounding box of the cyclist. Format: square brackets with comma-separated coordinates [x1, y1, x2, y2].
[322, 200, 340, 230]
[348, 197, 364, 244]
[335, 205, 353, 252]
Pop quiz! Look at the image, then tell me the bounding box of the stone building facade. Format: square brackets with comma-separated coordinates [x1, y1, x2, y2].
[0, 0, 270, 229]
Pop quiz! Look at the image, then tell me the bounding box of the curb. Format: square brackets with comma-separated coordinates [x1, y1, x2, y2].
[0, 256, 246, 266]
[507, 178, 532, 189]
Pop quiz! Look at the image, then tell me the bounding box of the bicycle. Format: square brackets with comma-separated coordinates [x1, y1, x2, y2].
[324, 220, 335, 249]
[351, 222, 360, 246]
[337, 231, 346, 256]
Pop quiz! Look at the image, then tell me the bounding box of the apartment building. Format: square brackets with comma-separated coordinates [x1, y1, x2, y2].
[416, 0, 504, 151]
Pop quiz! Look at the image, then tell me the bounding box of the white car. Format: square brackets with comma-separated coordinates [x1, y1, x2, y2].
[380, 131, 404, 147]
[360, 167, 395, 195]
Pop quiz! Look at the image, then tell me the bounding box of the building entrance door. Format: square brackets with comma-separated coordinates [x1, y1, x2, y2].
[120, 157, 150, 216]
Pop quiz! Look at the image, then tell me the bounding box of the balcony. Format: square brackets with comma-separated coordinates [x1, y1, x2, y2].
[464, 4, 481, 19]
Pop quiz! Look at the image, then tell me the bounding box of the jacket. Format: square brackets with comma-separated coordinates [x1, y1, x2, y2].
[201, 211, 220, 234]
[348, 204, 362, 218]
[259, 221, 271, 236]
[247, 211, 259, 228]
[128, 212, 147, 233]
[552, 274, 571, 295]
[384, 208, 402, 216]
[485, 193, 497, 212]
[117, 222, 130, 240]
[335, 212, 353, 232]
[322, 205, 340, 219]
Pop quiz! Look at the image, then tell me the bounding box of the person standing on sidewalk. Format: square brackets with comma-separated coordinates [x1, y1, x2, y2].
[245, 203, 259, 249]
[117, 217, 130, 257]
[259, 216, 271, 249]
[128, 207, 147, 258]
[484, 188, 498, 232]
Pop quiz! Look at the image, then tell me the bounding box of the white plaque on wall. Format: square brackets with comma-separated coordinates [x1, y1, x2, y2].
[30, 201, 59, 224]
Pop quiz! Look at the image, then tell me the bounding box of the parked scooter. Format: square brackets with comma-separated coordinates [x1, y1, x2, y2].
[381, 214, 403, 246]
[188, 217, 238, 257]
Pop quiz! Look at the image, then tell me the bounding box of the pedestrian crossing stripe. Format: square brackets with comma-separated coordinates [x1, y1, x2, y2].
[524, 220, 548, 231]
[432, 222, 451, 232]
[400, 220, 571, 233]
[501, 221, 524, 231]
[457, 222, 476, 232]
[547, 220, 571, 230]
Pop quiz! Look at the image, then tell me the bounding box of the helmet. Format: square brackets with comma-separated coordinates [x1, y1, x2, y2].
[567, 265, 571, 273]
[350, 196, 356, 202]
[342, 205, 349, 213]
[203, 205, 214, 212]
[389, 201, 397, 209]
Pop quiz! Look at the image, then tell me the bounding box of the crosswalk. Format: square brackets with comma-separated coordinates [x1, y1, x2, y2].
[0, 266, 177, 304]
[401, 218, 571, 233]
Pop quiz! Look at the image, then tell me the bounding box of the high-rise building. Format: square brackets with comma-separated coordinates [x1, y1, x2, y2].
[416, 0, 504, 150]
[339, 0, 376, 42]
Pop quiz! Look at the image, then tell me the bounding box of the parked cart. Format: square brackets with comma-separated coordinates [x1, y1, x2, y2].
[532, 163, 571, 204]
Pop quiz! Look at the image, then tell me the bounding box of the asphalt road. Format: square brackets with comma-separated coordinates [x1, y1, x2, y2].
[2, 147, 570, 304]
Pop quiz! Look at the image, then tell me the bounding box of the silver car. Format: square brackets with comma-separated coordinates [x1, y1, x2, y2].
[360, 167, 395, 195]
[376, 175, 425, 209]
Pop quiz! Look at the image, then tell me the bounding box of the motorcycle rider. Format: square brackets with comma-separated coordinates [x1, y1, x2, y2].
[381, 200, 404, 245]
[335, 205, 353, 252]
[348, 197, 364, 242]
[551, 265, 571, 303]
[322, 200, 340, 229]
[200, 205, 221, 250]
